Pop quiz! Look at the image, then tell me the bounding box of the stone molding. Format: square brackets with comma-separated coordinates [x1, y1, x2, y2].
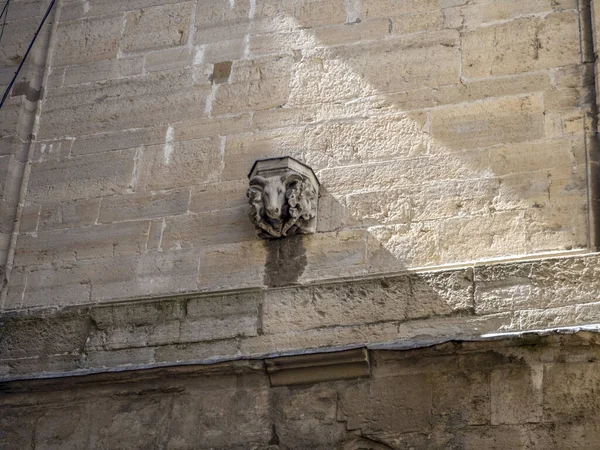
[2, 253, 600, 381]
[265, 348, 370, 386]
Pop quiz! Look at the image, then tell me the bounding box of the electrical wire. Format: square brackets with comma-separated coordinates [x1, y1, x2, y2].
[0, 0, 56, 110]
[0, 0, 11, 47]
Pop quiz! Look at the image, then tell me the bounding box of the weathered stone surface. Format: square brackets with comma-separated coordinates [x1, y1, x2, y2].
[14, 220, 150, 265]
[430, 94, 545, 150]
[121, 2, 194, 52]
[53, 14, 123, 66]
[98, 188, 189, 223]
[462, 12, 580, 78]
[26, 150, 137, 203]
[138, 138, 222, 191]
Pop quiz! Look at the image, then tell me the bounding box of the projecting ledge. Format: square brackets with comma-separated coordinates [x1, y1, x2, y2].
[265, 348, 370, 387]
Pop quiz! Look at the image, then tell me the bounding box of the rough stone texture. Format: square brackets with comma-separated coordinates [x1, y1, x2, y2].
[2, 253, 600, 380]
[0, 0, 594, 314]
[2, 333, 600, 450]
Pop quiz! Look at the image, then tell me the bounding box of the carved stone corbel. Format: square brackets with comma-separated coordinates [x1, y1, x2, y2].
[247, 157, 320, 239]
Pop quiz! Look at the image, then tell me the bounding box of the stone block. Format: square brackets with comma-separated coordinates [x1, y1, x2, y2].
[194, 0, 252, 44]
[462, 12, 580, 78]
[221, 128, 304, 181]
[437, 211, 528, 263]
[296, 230, 368, 282]
[318, 150, 490, 195]
[174, 114, 252, 140]
[491, 365, 544, 425]
[62, 57, 144, 86]
[70, 126, 167, 156]
[45, 66, 206, 112]
[301, 113, 427, 170]
[458, 0, 552, 29]
[138, 137, 222, 191]
[98, 188, 189, 223]
[211, 56, 293, 115]
[161, 206, 256, 250]
[433, 371, 490, 426]
[202, 38, 246, 64]
[489, 139, 573, 176]
[19, 203, 40, 233]
[391, 11, 444, 35]
[475, 277, 532, 315]
[145, 47, 194, 72]
[407, 269, 473, 319]
[59, 0, 188, 20]
[262, 276, 408, 334]
[294, 0, 346, 27]
[288, 30, 459, 105]
[14, 220, 150, 265]
[53, 14, 123, 66]
[38, 198, 100, 231]
[189, 180, 249, 214]
[30, 139, 73, 162]
[90, 249, 201, 302]
[313, 19, 390, 47]
[338, 374, 432, 434]
[154, 339, 239, 364]
[271, 385, 347, 447]
[409, 179, 499, 222]
[26, 150, 137, 203]
[345, 190, 411, 226]
[38, 85, 211, 138]
[198, 241, 266, 291]
[362, 0, 439, 19]
[166, 388, 271, 448]
[544, 362, 600, 421]
[121, 2, 194, 53]
[430, 94, 545, 151]
[0, 313, 90, 359]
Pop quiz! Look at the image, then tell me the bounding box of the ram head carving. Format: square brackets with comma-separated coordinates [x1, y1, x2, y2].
[247, 158, 319, 239]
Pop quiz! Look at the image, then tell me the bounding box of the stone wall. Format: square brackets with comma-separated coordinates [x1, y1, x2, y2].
[0, 0, 596, 312]
[2, 332, 600, 450]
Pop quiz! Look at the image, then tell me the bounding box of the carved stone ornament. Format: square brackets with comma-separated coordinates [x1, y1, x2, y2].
[247, 157, 320, 239]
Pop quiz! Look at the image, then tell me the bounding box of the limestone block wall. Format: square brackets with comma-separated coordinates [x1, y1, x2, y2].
[2, 333, 600, 450]
[0, 0, 596, 312]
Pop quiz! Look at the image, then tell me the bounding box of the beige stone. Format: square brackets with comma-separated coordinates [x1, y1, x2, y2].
[198, 240, 266, 291]
[121, 2, 194, 53]
[194, 0, 251, 44]
[14, 220, 150, 265]
[294, 0, 346, 27]
[38, 198, 100, 232]
[430, 94, 545, 151]
[138, 138, 222, 191]
[161, 207, 256, 250]
[53, 14, 123, 66]
[98, 188, 189, 223]
[27, 150, 137, 203]
[462, 12, 580, 78]
[62, 57, 144, 86]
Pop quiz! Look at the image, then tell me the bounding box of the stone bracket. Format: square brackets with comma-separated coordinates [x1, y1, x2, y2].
[247, 157, 320, 239]
[265, 348, 370, 387]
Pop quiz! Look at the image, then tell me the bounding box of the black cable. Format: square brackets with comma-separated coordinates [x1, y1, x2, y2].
[0, 1, 11, 47]
[0, 0, 56, 110]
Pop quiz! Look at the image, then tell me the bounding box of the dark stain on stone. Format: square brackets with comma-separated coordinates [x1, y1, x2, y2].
[268, 424, 280, 446]
[263, 235, 307, 288]
[11, 81, 43, 102]
[211, 61, 233, 84]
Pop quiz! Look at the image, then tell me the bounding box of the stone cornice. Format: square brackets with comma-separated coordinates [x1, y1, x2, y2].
[2, 253, 600, 381]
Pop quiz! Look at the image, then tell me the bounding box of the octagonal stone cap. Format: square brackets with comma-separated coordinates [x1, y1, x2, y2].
[247, 156, 320, 188]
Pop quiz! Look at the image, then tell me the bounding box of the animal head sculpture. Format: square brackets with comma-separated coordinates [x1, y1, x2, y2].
[247, 158, 319, 239]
